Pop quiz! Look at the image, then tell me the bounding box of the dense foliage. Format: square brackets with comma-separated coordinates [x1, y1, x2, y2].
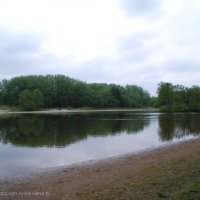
[157, 82, 200, 112]
[0, 75, 150, 110]
[18, 89, 44, 111]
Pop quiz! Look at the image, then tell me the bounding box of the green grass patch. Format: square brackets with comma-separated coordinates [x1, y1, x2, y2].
[0, 105, 12, 110]
[81, 151, 200, 200]
[0, 105, 21, 111]
[174, 177, 200, 200]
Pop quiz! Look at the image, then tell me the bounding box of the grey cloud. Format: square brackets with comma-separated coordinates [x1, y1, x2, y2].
[0, 29, 106, 82]
[117, 32, 158, 64]
[113, 25, 200, 94]
[71, 55, 164, 94]
[119, 0, 161, 17]
[0, 28, 64, 79]
[0, 31, 41, 55]
[163, 59, 200, 72]
[69, 58, 114, 83]
[0, 29, 41, 74]
[119, 32, 157, 49]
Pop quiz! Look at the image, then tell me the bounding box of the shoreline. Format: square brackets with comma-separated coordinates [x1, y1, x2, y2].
[1, 137, 200, 199]
[0, 136, 197, 181]
[0, 108, 158, 115]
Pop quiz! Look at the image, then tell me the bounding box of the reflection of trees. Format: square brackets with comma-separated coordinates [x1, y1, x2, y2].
[0, 113, 150, 147]
[158, 114, 200, 141]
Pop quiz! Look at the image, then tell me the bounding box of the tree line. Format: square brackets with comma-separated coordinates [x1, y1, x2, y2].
[0, 75, 199, 112]
[157, 82, 200, 112]
[0, 75, 150, 110]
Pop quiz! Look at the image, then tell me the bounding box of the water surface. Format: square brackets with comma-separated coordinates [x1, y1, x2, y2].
[0, 112, 199, 178]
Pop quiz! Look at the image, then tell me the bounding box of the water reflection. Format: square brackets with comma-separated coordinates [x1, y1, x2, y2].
[0, 113, 150, 147]
[158, 113, 200, 141]
[0, 112, 200, 178]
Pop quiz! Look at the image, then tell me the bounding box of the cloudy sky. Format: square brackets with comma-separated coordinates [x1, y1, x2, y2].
[0, 0, 199, 95]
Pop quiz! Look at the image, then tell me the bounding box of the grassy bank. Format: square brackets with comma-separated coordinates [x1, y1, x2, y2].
[0, 105, 20, 111]
[86, 163, 200, 200]
[83, 146, 200, 200]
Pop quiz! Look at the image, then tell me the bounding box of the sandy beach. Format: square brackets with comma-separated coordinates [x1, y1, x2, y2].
[0, 108, 158, 115]
[0, 138, 200, 200]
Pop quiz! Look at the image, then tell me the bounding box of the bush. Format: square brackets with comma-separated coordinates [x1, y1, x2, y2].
[19, 89, 44, 111]
[173, 103, 189, 112]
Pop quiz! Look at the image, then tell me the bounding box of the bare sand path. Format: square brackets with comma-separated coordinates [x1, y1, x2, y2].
[0, 108, 158, 115]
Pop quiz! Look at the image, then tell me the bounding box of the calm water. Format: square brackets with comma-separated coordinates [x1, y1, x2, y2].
[0, 112, 200, 178]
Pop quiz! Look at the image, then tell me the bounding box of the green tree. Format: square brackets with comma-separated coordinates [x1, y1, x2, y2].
[150, 96, 159, 108]
[0, 74, 151, 109]
[187, 86, 200, 112]
[125, 85, 150, 107]
[157, 82, 174, 112]
[173, 85, 188, 112]
[71, 82, 91, 107]
[19, 89, 44, 111]
[33, 89, 44, 108]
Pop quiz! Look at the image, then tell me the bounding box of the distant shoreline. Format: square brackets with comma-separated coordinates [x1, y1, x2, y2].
[0, 107, 158, 114]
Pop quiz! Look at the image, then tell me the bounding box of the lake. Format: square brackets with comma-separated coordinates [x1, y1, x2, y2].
[0, 112, 200, 179]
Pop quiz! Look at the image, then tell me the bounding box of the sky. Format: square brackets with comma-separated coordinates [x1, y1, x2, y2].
[0, 0, 199, 95]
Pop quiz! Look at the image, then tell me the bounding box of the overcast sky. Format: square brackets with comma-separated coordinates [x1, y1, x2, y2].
[0, 0, 199, 95]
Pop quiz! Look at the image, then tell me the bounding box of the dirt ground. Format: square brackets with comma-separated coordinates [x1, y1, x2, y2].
[0, 138, 200, 200]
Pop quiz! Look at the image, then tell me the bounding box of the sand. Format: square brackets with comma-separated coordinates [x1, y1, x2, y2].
[0, 108, 158, 115]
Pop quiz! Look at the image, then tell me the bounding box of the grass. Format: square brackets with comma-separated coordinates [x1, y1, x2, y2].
[0, 105, 12, 110]
[0, 105, 20, 111]
[79, 151, 200, 200]
[174, 177, 200, 200]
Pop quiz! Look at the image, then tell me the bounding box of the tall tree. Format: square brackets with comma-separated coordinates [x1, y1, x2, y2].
[187, 86, 200, 111]
[157, 82, 174, 112]
[18, 89, 44, 111]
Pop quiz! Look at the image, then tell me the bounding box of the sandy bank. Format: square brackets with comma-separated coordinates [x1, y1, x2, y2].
[0, 108, 158, 115]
